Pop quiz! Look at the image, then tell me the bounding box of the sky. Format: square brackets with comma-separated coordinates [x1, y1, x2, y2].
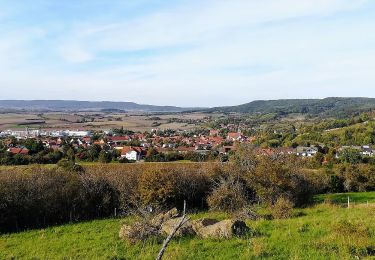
[0, 0, 374, 107]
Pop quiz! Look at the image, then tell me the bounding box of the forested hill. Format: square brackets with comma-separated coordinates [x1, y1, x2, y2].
[0, 100, 197, 112]
[209, 97, 375, 117]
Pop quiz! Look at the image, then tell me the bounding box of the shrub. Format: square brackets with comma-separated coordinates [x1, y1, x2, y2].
[78, 174, 120, 218]
[339, 164, 375, 192]
[138, 169, 178, 207]
[119, 221, 160, 244]
[232, 146, 314, 206]
[98, 151, 112, 163]
[0, 167, 119, 233]
[270, 197, 294, 219]
[57, 159, 84, 172]
[137, 165, 213, 209]
[118, 157, 130, 163]
[207, 176, 248, 212]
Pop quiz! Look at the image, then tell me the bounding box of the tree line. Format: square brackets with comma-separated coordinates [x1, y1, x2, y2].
[1, 145, 374, 233]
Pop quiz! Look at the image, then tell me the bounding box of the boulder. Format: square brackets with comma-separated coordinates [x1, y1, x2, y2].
[161, 217, 196, 237]
[151, 208, 179, 227]
[191, 218, 219, 233]
[197, 219, 249, 239]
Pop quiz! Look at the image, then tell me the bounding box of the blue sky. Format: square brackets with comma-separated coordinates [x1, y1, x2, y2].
[0, 0, 374, 107]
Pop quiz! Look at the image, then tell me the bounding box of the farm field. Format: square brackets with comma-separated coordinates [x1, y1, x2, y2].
[0, 112, 219, 132]
[1, 192, 374, 260]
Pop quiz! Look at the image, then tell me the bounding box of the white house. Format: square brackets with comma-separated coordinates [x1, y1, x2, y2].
[296, 146, 318, 157]
[120, 146, 143, 161]
[361, 145, 375, 157]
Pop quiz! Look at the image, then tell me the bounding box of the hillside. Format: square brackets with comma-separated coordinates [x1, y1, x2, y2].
[209, 97, 375, 117]
[1, 193, 374, 259]
[0, 100, 199, 112]
[3, 97, 375, 115]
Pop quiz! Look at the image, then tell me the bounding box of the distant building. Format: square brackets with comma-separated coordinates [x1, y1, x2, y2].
[7, 147, 29, 155]
[64, 130, 91, 137]
[209, 129, 219, 136]
[120, 146, 143, 161]
[227, 132, 245, 141]
[296, 146, 318, 157]
[361, 145, 375, 157]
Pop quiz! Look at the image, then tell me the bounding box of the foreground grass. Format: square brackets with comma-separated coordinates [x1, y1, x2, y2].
[1, 202, 374, 260]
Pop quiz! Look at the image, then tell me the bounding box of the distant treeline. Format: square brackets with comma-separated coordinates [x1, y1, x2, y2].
[209, 97, 375, 118]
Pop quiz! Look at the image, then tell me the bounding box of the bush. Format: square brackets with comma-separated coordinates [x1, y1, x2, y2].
[339, 164, 375, 192]
[119, 221, 160, 244]
[138, 169, 178, 207]
[118, 157, 130, 163]
[78, 175, 119, 218]
[0, 167, 119, 233]
[271, 197, 294, 219]
[137, 167, 212, 209]
[57, 159, 84, 172]
[207, 176, 248, 212]
[98, 151, 112, 163]
[232, 146, 315, 206]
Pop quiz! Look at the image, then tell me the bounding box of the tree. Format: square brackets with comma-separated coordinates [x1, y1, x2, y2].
[340, 148, 362, 164]
[145, 148, 159, 161]
[24, 139, 44, 154]
[87, 144, 101, 161]
[98, 150, 111, 163]
[66, 148, 76, 162]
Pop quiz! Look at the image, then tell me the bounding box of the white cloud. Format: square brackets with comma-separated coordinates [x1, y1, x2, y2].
[60, 0, 367, 52]
[0, 0, 374, 106]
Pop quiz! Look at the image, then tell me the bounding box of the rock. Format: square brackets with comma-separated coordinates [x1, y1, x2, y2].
[197, 219, 249, 239]
[151, 208, 179, 227]
[161, 217, 196, 237]
[191, 218, 219, 233]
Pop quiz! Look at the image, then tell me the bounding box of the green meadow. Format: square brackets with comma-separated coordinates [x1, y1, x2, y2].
[1, 192, 374, 260]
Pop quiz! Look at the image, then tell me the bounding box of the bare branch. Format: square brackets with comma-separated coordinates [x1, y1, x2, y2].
[156, 201, 188, 260]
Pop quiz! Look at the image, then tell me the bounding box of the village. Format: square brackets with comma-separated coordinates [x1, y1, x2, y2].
[1, 126, 374, 163]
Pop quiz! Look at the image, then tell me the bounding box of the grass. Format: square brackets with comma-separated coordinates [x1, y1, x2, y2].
[314, 191, 375, 204]
[1, 201, 375, 260]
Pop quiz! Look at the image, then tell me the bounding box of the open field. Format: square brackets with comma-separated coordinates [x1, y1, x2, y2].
[314, 191, 375, 204]
[0, 112, 221, 132]
[1, 194, 374, 259]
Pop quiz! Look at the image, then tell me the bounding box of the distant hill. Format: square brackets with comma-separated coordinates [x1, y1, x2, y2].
[0, 100, 199, 112]
[208, 97, 375, 117]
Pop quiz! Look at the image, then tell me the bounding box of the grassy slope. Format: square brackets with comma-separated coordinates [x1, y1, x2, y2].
[1, 194, 375, 259]
[314, 191, 375, 204]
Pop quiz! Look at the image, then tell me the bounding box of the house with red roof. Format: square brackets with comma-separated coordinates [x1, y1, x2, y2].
[227, 132, 245, 141]
[209, 129, 219, 136]
[107, 136, 131, 145]
[7, 147, 29, 155]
